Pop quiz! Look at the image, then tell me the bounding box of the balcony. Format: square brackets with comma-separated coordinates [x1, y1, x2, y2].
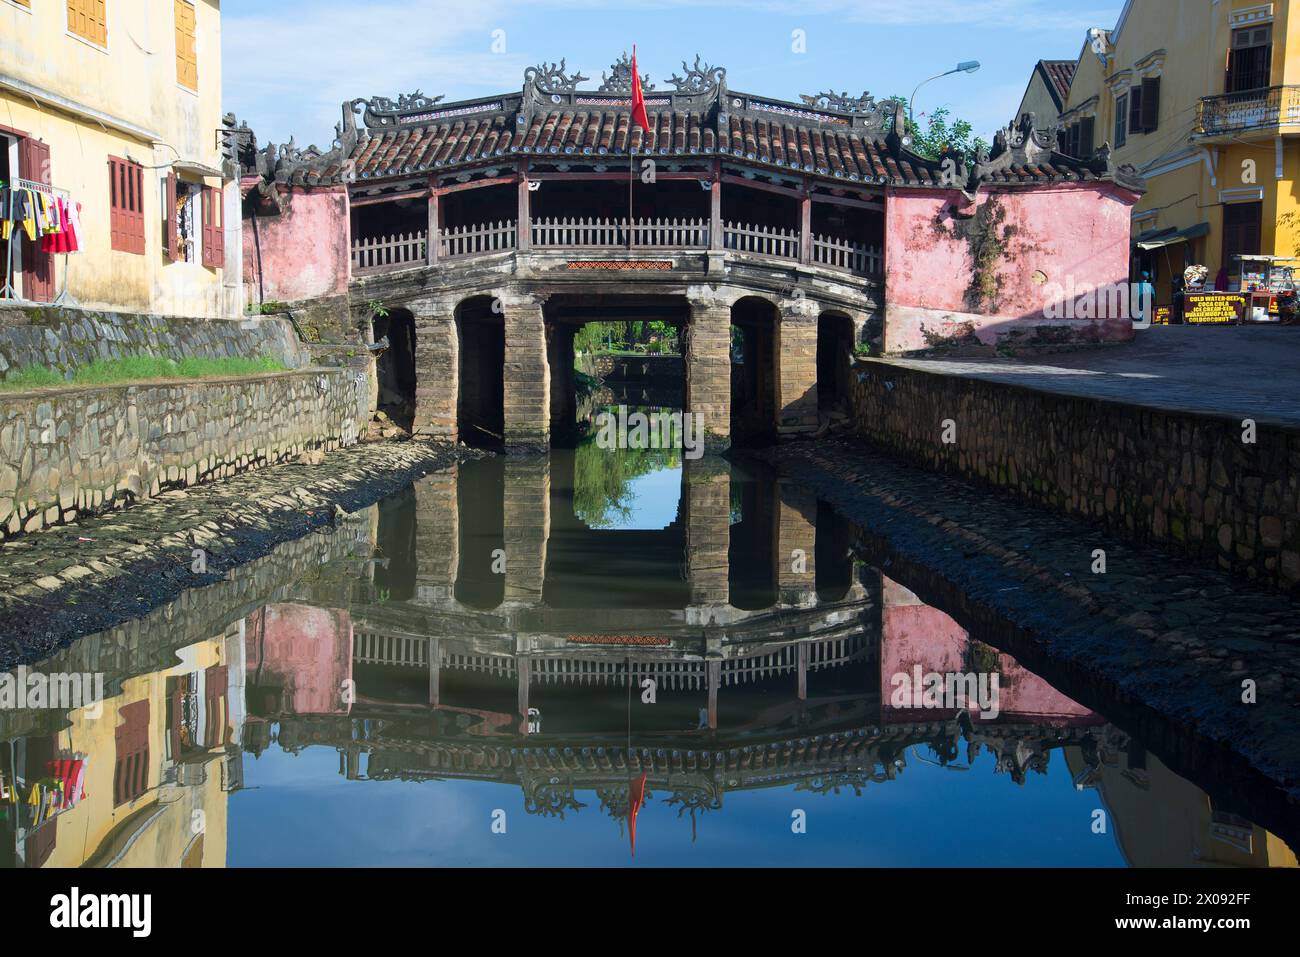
[1195, 85, 1300, 139]
[351, 217, 882, 279]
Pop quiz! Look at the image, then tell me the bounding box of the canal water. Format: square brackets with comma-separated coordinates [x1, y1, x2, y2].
[1, 440, 1296, 867]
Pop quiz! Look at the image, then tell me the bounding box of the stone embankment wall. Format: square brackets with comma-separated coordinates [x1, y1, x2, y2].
[850, 358, 1300, 596]
[0, 372, 368, 541]
[0, 306, 310, 380]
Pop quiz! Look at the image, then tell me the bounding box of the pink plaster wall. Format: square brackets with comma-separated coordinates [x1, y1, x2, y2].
[245, 603, 354, 716]
[243, 185, 351, 304]
[883, 183, 1139, 354]
[879, 578, 1097, 725]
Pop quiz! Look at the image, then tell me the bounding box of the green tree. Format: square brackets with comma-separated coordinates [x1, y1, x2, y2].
[888, 95, 989, 163]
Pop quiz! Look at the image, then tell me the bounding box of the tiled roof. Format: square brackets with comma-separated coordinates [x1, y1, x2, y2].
[247, 55, 1141, 196]
[1039, 60, 1077, 112]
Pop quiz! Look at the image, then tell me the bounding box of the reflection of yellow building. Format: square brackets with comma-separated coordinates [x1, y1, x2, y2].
[0, 0, 240, 315]
[1054, 0, 1300, 305]
[1068, 739, 1298, 867]
[9, 623, 243, 868]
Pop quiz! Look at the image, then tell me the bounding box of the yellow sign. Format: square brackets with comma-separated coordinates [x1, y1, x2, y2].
[1183, 293, 1244, 324]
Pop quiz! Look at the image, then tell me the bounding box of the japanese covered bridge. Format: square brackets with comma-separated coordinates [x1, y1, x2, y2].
[236, 54, 1143, 451]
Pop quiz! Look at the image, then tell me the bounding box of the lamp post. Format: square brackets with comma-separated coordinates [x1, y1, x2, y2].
[908, 60, 981, 133]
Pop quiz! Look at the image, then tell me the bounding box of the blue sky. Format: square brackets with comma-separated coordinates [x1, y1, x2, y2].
[221, 0, 1124, 149]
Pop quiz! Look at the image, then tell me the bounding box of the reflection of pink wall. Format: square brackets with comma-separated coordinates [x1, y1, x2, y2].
[243, 185, 351, 303]
[883, 184, 1138, 353]
[246, 603, 354, 716]
[879, 577, 1097, 724]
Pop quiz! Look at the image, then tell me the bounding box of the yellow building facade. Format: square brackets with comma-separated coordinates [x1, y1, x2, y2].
[0, 0, 240, 317]
[1057, 0, 1300, 306]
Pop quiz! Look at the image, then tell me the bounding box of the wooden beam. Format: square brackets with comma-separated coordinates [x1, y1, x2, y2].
[721, 173, 804, 200]
[432, 175, 517, 196]
[527, 170, 710, 182]
[427, 192, 439, 265]
[517, 167, 531, 252]
[811, 192, 884, 212]
[799, 182, 812, 264]
[710, 159, 722, 250]
[350, 188, 429, 207]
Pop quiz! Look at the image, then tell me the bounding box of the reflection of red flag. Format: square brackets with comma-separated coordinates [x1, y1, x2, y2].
[628, 771, 647, 857]
[630, 46, 651, 133]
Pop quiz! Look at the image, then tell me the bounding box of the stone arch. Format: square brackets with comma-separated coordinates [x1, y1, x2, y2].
[817, 308, 855, 416]
[372, 306, 417, 431]
[729, 295, 781, 445]
[455, 294, 505, 450]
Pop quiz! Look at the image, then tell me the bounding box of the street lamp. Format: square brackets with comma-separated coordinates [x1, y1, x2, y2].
[908, 60, 981, 133]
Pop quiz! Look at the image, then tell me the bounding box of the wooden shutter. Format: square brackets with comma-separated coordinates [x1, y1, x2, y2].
[1140, 78, 1160, 132]
[18, 138, 54, 303]
[114, 700, 151, 807]
[201, 186, 224, 268]
[109, 157, 145, 254]
[1128, 86, 1143, 135]
[1079, 117, 1095, 156]
[67, 0, 107, 47]
[165, 172, 179, 261]
[174, 0, 198, 90]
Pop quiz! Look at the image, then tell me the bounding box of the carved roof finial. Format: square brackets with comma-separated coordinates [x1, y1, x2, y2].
[599, 50, 654, 94]
[525, 59, 590, 96]
[668, 55, 725, 95]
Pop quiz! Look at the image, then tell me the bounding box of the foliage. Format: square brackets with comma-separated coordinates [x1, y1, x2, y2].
[572, 421, 681, 528]
[888, 95, 989, 163]
[573, 320, 679, 356]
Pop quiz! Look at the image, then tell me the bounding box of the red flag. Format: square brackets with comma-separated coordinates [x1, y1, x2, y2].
[628, 771, 647, 857]
[630, 46, 651, 134]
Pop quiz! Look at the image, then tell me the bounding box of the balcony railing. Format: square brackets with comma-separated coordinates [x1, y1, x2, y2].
[440, 219, 517, 259]
[350, 216, 882, 278]
[1196, 85, 1300, 137]
[352, 231, 426, 273]
[532, 216, 708, 249]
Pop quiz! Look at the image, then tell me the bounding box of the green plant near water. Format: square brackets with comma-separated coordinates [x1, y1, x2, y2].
[0, 354, 286, 391]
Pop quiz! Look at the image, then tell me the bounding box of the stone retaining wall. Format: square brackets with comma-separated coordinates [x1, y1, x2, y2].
[0, 368, 369, 540]
[850, 357, 1300, 595]
[0, 306, 311, 381]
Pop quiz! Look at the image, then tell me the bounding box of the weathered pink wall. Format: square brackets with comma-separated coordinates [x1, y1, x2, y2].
[245, 603, 354, 716]
[883, 183, 1138, 354]
[243, 185, 351, 304]
[879, 577, 1097, 725]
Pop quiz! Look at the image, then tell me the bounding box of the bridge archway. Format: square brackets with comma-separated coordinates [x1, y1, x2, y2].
[455, 295, 505, 450]
[543, 294, 688, 445]
[730, 296, 780, 446]
[373, 307, 416, 431]
[817, 310, 854, 417]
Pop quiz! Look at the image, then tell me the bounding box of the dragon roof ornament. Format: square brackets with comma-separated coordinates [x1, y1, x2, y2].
[599, 51, 655, 94]
[525, 59, 590, 96]
[668, 55, 725, 96]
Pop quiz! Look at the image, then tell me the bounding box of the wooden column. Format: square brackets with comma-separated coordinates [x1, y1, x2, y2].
[799, 184, 812, 264]
[428, 637, 441, 706]
[707, 660, 720, 731]
[709, 160, 722, 250]
[797, 641, 808, 701]
[517, 168, 532, 252]
[427, 191, 439, 265]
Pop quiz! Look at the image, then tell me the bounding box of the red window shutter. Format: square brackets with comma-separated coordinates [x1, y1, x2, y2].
[165, 172, 179, 261]
[18, 138, 54, 302]
[201, 187, 225, 269]
[132, 164, 145, 254]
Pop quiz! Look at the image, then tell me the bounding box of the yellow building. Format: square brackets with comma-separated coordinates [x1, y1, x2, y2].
[1053, 0, 1300, 307]
[1, 623, 244, 868]
[0, 0, 241, 316]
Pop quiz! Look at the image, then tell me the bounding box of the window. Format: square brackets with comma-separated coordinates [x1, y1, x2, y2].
[1223, 201, 1262, 279]
[165, 173, 198, 262]
[113, 700, 150, 807]
[174, 0, 197, 90]
[200, 185, 224, 269]
[1114, 93, 1128, 148]
[1228, 25, 1272, 93]
[109, 156, 145, 254]
[66, 0, 107, 47]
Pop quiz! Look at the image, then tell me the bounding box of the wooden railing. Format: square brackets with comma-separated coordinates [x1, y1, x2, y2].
[723, 221, 800, 260]
[811, 233, 882, 276]
[531, 216, 709, 249]
[350, 219, 881, 278]
[440, 219, 517, 259]
[352, 231, 426, 273]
